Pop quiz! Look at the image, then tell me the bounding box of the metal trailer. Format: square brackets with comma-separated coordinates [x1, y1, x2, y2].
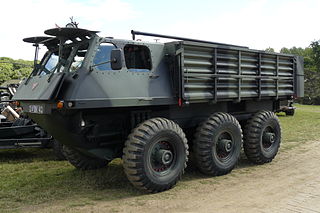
[13, 26, 304, 192]
[0, 119, 52, 149]
[0, 116, 65, 159]
[1, 86, 46, 149]
[0, 84, 18, 113]
[0, 86, 65, 159]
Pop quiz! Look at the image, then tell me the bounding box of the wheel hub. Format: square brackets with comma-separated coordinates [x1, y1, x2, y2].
[218, 139, 233, 153]
[156, 149, 173, 165]
[263, 132, 276, 144]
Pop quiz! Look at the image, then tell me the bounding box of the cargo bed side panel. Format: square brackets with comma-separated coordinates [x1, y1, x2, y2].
[179, 42, 296, 103]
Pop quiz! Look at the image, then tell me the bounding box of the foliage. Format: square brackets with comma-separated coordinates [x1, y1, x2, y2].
[310, 41, 320, 70]
[0, 57, 33, 85]
[265, 47, 275, 53]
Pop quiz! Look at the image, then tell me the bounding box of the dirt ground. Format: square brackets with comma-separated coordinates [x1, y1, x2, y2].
[26, 140, 320, 213]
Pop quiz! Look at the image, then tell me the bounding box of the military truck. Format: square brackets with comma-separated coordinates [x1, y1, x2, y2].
[13, 26, 304, 192]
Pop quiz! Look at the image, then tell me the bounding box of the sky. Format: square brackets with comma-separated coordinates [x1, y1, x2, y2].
[1, 0, 320, 60]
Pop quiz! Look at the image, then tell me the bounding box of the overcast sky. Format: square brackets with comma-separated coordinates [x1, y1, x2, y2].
[1, 0, 320, 60]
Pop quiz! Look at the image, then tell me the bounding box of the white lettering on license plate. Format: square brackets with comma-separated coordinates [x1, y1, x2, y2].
[29, 105, 44, 114]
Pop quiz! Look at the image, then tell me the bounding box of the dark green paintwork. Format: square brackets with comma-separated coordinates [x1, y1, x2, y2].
[12, 27, 304, 160]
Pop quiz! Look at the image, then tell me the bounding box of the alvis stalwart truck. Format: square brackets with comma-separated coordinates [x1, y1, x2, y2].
[13, 24, 304, 192]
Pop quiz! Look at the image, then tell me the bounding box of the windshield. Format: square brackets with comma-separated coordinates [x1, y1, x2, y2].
[36, 41, 89, 76]
[45, 54, 59, 71]
[39, 52, 59, 75]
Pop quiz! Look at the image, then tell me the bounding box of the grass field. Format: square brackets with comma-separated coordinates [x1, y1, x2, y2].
[0, 104, 319, 212]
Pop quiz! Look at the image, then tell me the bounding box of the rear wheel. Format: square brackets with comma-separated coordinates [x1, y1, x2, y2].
[63, 145, 109, 170]
[193, 113, 242, 176]
[123, 118, 188, 193]
[285, 109, 295, 116]
[243, 111, 281, 164]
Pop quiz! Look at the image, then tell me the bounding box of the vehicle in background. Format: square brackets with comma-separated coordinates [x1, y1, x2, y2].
[278, 99, 295, 116]
[0, 84, 64, 160]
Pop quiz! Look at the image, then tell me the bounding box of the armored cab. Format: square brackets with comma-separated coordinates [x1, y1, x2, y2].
[13, 27, 304, 192]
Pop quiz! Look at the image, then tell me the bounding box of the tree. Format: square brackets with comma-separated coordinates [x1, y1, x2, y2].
[0, 62, 14, 84]
[310, 41, 320, 71]
[265, 47, 275, 53]
[0, 57, 33, 85]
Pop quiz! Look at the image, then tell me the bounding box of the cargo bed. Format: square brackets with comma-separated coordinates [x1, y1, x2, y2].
[173, 41, 304, 103]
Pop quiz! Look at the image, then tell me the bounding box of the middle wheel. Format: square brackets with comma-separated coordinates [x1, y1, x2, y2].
[193, 112, 242, 176]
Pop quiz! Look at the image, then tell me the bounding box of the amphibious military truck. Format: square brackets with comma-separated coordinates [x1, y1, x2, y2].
[13, 26, 304, 192]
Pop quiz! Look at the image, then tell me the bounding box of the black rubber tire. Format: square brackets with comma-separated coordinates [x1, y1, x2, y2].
[243, 111, 281, 164]
[63, 145, 108, 170]
[193, 112, 242, 176]
[123, 118, 188, 193]
[52, 140, 66, 160]
[285, 109, 295, 116]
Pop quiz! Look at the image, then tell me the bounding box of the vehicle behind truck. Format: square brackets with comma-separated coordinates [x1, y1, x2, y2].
[0, 84, 65, 160]
[13, 24, 304, 192]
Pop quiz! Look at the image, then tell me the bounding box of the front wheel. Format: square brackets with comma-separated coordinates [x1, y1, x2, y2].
[63, 146, 109, 170]
[123, 118, 188, 193]
[52, 139, 66, 160]
[243, 111, 281, 164]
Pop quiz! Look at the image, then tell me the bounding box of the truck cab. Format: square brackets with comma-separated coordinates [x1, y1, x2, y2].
[16, 28, 174, 108]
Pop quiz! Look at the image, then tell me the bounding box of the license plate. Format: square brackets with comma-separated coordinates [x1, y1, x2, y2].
[28, 105, 44, 114]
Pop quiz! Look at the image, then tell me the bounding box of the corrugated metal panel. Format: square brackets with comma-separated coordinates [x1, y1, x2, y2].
[181, 43, 295, 102]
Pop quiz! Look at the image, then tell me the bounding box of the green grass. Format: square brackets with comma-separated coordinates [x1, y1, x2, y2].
[0, 151, 142, 212]
[279, 104, 320, 150]
[0, 104, 319, 212]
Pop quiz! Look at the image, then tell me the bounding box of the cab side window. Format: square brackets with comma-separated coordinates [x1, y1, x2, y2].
[124, 45, 151, 71]
[93, 43, 116, 71]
